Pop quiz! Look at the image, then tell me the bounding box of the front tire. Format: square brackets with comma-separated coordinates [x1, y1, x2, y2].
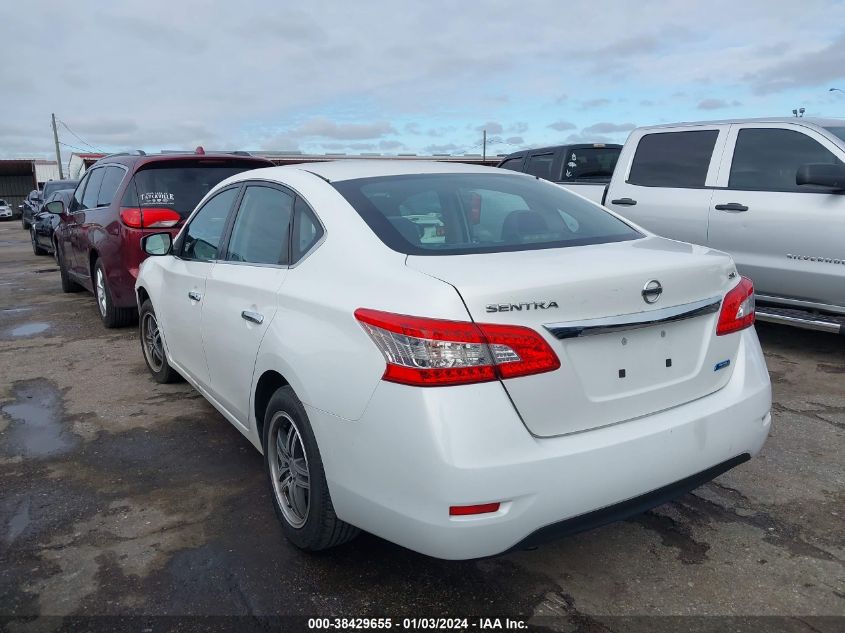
[139, 299, 181, 383]
[94, 259, 136, 328]
[264, 386, 359, 551]
[21, 216, 29, 230]
[31, 229, 47, 256]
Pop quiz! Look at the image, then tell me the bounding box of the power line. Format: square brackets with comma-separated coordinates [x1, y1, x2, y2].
[58, 140, 92, 153]
[57, 119, 104, 152]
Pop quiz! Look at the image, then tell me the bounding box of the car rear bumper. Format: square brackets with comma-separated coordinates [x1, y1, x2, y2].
[308, 327, 771, 560]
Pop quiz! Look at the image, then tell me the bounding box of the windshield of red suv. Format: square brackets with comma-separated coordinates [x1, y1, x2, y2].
[122, 160, 265, 218]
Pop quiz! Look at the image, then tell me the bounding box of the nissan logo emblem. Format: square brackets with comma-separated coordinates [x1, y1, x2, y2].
[642, 280, 663, 304]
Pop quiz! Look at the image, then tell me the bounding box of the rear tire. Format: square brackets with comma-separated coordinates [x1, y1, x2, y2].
[94, 259, 136, 328]
[30, 229, 47, 256]
[57, 244, 83, 293]
[139, 299, 181, 383]
[263, 386, 359, 551]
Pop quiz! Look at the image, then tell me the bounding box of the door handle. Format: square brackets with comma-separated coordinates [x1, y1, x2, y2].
[714, 203, 749, 212]
[610, 198, 637, 206]
[241, 310, 264, 325]
[188, 290, 202, 302]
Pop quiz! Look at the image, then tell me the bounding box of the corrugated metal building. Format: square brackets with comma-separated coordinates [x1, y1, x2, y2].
[34, 161, 61, 185]
[0, 160, 37, 211]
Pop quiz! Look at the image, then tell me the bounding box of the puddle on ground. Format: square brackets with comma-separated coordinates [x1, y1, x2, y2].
[6, 497, 31, 543]
[1, 307, 32, 314]
[1, 380, 75, 458]
[9, 322, 49, 337]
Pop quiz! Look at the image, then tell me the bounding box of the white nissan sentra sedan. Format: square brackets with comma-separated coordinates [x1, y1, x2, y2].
[135, 161, 771, 560]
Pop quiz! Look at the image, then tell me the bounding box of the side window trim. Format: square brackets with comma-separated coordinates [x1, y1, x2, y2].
[175, 183, 243, 261]
[219, 181, 296, 268]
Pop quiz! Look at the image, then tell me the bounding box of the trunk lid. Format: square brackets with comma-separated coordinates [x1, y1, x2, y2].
[407, 236, 741, 437]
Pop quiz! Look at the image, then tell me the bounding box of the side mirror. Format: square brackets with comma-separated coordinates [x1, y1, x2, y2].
[796, 163, 845, 190]
[142, 232, 173, 256]
[44, 200, 65, 215]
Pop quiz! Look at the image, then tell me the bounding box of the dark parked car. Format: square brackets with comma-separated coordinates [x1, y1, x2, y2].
[31, 189, 73, 258]
[22, 179, 78, 229]
[46, 150, 273, 327]
[497, 143, 622, 203]
[21, 189, 42, 227]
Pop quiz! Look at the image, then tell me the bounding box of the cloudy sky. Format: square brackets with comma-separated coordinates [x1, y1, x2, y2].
[1, 0, 844, 162]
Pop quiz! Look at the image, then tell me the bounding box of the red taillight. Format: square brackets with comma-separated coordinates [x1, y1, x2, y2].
[717, 276, 755, 336]
[449, 502, 500, 516]
[354, 308, 560, 387]
[120, 207, 143, 228]
[120, 207, 181, 229]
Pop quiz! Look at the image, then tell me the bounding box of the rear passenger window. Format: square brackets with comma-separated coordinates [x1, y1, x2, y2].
[226, 186, 293, 265]
[499, 157, 525, 172]
[291, 197, 324, 263]
[525, 153, 555, 180]
[97, 167, 124, 207]
[628, 130, 718, 188]
[81, 168, 105, 209]
[729, 128, 844, 192]
[182, 187, 238, 262]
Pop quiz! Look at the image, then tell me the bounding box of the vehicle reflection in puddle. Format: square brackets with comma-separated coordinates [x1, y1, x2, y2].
[9, 322, 49, 337]
[1, 380, 75, 458]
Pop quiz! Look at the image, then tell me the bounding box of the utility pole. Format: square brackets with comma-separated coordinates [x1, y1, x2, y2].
[51, 113, 64, 179]
[482, 129, 487, 164]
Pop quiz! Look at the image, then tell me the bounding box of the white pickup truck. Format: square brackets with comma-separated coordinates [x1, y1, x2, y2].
[558, 117, 845, 334]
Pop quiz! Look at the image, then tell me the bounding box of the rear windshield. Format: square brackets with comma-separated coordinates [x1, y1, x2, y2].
[42, 180, 78, 198]
[122, 160, 264, 218]
[333, 173, 642, 256]
[560, 146, 620, 182]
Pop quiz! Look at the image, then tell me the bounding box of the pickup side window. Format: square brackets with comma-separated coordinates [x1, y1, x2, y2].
[628, 130, 718, 188]
[525, 153, 555, 180]
[729, 128, 844, 192]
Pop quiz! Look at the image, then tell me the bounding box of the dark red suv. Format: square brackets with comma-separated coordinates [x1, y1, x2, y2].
[52, 150, 273, 327]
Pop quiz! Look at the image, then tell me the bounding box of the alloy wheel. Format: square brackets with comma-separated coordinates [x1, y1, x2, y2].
[268, 411, 311, 528]
[95, 268, 107, 317]
[141, 312, 164, 373]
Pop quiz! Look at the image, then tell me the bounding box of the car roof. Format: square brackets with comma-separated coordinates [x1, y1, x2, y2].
[94, 152, 273, 169]
[276, 159, 514, 182]
[501, 143, 623, 159]
[636, 116, 845, 131]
